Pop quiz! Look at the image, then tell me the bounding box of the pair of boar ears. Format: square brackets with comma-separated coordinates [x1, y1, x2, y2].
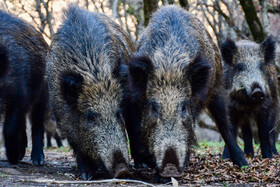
[0, 44, 9, 79]
[129, 53, 211, 102]
[221, 36, 276, 65]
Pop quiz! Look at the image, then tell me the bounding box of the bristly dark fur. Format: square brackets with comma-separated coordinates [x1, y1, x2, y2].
[0, 44, 9, 78]
[221, 37, 279, 159]
[125, 5, 248, 180]
[47, 5, 135, 180]
[60, 71, 84, 108]
[260, 36, 276, 64]
[0, 9, 48, 165]
[221, 38, 237, 65]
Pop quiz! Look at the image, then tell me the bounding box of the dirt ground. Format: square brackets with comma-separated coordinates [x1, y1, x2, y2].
[0, 144, 279, 187]
[0, 147, 167, 187]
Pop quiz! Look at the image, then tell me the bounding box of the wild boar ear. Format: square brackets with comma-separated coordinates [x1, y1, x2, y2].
[221, 38, 237, 65]
[60, 71, 84, 108]
[0, 45, 9, 78]
[261, 36, 276, 64]
[187, 53, 212, 102]
[129, 54, 153, 102]
[113, 58, 129, 83]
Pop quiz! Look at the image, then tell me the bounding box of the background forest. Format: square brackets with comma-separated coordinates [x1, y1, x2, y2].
[1, 0, 279, 46]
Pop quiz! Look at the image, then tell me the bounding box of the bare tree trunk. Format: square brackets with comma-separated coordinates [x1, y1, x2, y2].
[46, 1, 54, 39]
[259, 0, 270, 36]
[143, 0, 158, 26]
[112, 0, 119, 20]
[35, 0, 46, 34]
[84, 0, 89, 9]
[239, 0, 265, 42]
[111, 0, 124, 28]
[167, 0, 175, 4]
[161, 0, 168, 5]
[35, 0, 54, 40]
[179, 0, 189, 10]
[122, 0, 132, 39]
[127, 0, 144, 41]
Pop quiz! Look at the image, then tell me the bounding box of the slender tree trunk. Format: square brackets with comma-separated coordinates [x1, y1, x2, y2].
[84, 0, 89, 9]
[143, 0, 158, 26]
[122, 0, 132, 39]
[239, 0, 265, 42]
[112, 0, 119, 20]
[259, 0, 270, 36]
[128, 0, 144, 41]
[167, 0, 175, 4]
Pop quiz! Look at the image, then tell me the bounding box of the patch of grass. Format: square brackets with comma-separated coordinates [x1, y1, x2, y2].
[196, 140, 280, 155]
[44, 146, 56, 150]
[199, 140, 225, 148]
[223, 184, 233, 187]
[276, 142, 280, 151]
[196, 140, 224, 155]
[44, 146, 71, 152]
[57, 146, 71, 152]
[0, 171, 7, 178]
[241, 165, 250, 173]
[127, 138, 131, 156]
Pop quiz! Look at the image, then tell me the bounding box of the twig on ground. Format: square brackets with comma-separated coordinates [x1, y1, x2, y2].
[19, 178, 156, 186]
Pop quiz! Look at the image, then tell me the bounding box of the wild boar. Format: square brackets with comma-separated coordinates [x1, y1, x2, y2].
[0, 10, 48, 165]
[47, 6, 135, 179]
[124, 5, 248, 179]
[221, 37, 278, 158]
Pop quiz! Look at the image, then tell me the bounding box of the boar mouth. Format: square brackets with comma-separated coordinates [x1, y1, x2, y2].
[114, 163, 132, 178]
[160, 163, 183, 177]
[159, 147, 184, 178]
[111, 150, 132, 179]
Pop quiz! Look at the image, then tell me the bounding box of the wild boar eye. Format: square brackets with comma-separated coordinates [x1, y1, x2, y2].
[86, 112, 97, 125]
[149, 102, 160, 120]
[181, 102, 189, 119]
[151, 103, 160, 117]
[259, 63, 265, 70]
[236, 63, 245, 72]
[182, 105, 187, 113]
[116, 110, 125, 125]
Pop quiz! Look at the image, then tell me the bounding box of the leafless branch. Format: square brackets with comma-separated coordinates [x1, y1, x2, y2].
[91, 0, 99, 12]
[18, 0, 51, 39]
[18, 178, 156, 187]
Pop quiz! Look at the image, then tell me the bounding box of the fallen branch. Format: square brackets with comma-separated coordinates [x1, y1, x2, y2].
[19, 178, 156, 186]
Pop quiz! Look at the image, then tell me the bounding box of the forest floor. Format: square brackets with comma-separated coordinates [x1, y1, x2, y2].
[0, 142, 279, 186]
